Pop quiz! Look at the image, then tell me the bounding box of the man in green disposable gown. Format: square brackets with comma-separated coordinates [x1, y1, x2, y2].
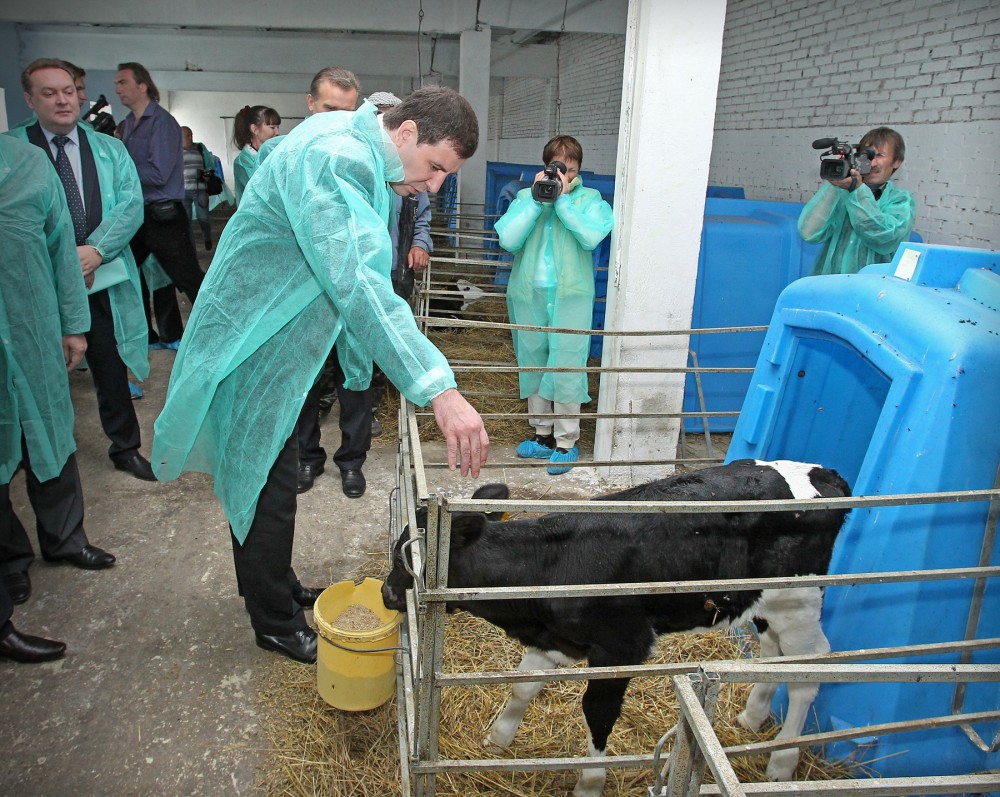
[9, 58, 154, 482]
[152, 87, 489, 664]
[0, 135, 117, 610]
[799, 126, 917, 276]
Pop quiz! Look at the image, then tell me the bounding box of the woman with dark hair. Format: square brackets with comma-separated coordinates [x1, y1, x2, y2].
[232, 105, 281, 205]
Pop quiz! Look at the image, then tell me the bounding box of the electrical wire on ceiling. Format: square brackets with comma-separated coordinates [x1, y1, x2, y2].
[555, 0, 569, 131]
[416, 0, 424, 87]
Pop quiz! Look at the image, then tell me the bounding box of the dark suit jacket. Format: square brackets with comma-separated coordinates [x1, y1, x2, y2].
[26, 122, 103, 239]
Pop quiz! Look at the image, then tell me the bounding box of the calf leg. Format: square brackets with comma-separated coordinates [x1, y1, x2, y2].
[485, 647, 575, 750]
[741, 587, 830, 781]
[736, 623, 781, 732]
[574, 676, 631, 797]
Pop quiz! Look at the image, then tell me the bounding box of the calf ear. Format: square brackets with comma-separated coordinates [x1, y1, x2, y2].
[471, 483, 510, 522]
[472, 483, 510, 501]
[451, 513, 488, 548]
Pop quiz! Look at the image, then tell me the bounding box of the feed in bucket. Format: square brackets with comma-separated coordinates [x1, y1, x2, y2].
[314, 578, 402, 711]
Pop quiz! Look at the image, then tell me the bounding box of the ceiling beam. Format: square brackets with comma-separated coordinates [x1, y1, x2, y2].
[0, 0, 626, 35]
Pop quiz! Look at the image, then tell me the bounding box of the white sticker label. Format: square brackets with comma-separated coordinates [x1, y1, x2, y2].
[894, 248, 921, 281]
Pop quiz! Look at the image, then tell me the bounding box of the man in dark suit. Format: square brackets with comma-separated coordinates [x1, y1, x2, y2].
[0, 581, 65, 663]
[0, 133, 117, 608]
[13, 59, 154, 482]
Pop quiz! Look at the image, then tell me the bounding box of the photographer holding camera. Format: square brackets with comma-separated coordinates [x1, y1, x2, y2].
[495, 135, 613, 475]
[798, 126, 917, 276]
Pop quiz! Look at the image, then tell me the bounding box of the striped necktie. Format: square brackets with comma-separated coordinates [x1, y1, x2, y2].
[52, 135, 88, 245]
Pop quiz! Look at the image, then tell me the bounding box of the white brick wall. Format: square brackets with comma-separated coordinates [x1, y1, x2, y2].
[711, 0, 1000, 247]
[489, 2, 998, 247]
[491, 33, 624, 175]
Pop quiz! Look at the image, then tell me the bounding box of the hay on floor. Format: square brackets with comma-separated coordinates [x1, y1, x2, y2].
[256, 557, 855, 795]
[382, 300, 601, 449]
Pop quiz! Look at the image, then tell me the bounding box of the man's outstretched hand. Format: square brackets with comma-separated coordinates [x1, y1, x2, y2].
[430, 388, 489, 478]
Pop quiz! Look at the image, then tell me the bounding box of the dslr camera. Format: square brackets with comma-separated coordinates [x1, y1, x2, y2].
[82, 95, 117, 136]
[812, 137, 876, 181]
[531, 160, 567, 203]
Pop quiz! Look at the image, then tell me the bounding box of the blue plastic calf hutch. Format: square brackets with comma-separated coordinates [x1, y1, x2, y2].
[683, 198, 822, 433]
[726, 242, 1000, 779]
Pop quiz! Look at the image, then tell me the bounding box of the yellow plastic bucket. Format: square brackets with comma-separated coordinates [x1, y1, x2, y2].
[313, 578, 402, 711]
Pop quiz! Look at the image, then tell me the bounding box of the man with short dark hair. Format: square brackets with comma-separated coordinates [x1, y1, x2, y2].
[116, 61, 205, 348]
[799, 126, 917, 275]
[10, 59, 154, 482]
[288, 68, 371, 497]
[152, 87, 488, 665]
[307, 66, 361, 114]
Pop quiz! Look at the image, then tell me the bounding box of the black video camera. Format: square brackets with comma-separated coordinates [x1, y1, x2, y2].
[813, 137, 876, 181]
[82, 95, 117, 136]
[531, 160, 567, 203]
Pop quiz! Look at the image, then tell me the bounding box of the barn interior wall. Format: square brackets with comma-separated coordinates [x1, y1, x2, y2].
[496, 1, 998, 248]
[710, 0, 1000, 249]
[495, 32, 624, 176]
[3, 0, 996, 246]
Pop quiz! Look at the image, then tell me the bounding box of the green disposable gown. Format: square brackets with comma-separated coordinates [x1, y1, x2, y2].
[496, 179, 613, 404]
[0, 136, 90, 483]
[233, 145, 258, 206]
[152, 105, 456, 542]
[195, 141, 236, 210]
[7, 122, 150, 380]
[798, 180, 917, 276]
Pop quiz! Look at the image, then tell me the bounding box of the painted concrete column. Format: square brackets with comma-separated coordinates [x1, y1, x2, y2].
[594, 0, 727, 482]
[458, 25, 491, 215]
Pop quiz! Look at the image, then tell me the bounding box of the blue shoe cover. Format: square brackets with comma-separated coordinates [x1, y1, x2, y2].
[516, 437, 555, 459]
[547, 446, 579, 475]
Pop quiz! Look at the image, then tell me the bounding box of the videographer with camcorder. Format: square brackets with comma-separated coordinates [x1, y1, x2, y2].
[495, 135, 613, 476]
[798, 126, 916, 275]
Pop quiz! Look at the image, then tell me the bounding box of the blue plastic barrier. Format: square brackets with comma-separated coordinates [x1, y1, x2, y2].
[725, 242, 1000, 780]
[682, 198, 922, 433]
[682, 198, 822, 432]
[706, 185, 745, 199]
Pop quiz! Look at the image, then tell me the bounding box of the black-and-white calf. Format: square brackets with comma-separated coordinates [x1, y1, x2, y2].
[383, 460, 851, 796]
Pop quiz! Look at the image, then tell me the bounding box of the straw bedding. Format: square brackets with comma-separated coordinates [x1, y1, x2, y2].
[255, 278, 846, 793]
[256, 570, 853, 796]
[379, 298, 600, 449]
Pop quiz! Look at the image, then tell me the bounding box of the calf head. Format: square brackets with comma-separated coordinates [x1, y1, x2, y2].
[455, 278, 488, 311]
[382, 483, 509, 611]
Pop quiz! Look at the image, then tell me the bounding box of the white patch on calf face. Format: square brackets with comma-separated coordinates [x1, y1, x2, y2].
[456, 278, 488, 311]
[756, 460, 822, 499]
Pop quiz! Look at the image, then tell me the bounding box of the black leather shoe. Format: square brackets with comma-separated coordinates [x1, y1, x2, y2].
[2, 571, 30, 605]
[255, 628, 317, 664]
[0, 627, 66, 663]
[113, 452, 157, 481]
[292, 583, 322, 609]
[297, 463, 324, 494]
[341, 469, 366, 498]
[44, 544, 116, 570]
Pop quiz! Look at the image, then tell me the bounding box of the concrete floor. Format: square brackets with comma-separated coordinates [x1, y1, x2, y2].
[0, 320, 614, 796]
[1, 212, 716, 795]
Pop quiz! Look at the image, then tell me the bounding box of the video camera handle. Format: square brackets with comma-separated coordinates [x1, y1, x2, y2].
[84, 94, 110, 119]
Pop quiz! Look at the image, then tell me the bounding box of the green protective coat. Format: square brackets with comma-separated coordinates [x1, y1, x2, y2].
[496, 179, 613, 404]
[0, 136, 90, 483]
[798, 180, 917, 276]
[7, 123, 150, 380]
[233, 145, 258, 206]
[151, 105, 456, 543]
[195, 141, 236, 210]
